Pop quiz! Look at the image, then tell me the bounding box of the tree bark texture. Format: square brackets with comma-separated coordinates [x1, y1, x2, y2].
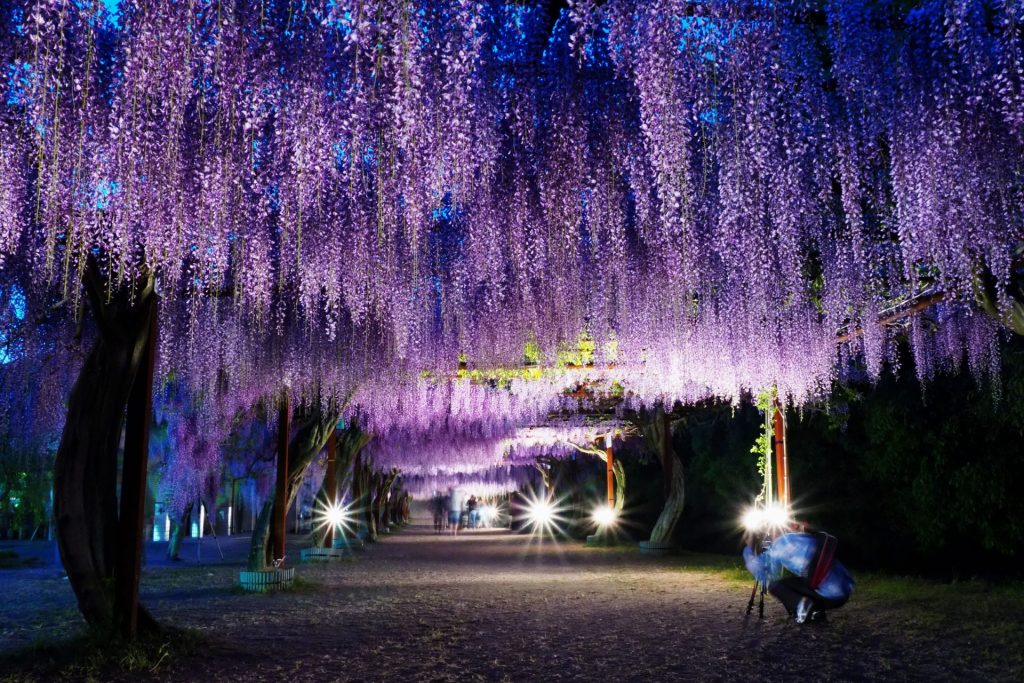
[352, 452, 375, 541]
[248, 404, 340, 570]
[373, 469, 398, 530]
[612, 458, 626, 513]
[271, 393, 290, 565]
[646, 412, 685, 546]
[114, 294, 158, 639]
[310, 422, 368, 547]
[384, 477, 404, 527]
[365, 470, 382, 540]
[166, 502, 193, 560]
[52, 263, 158, 635]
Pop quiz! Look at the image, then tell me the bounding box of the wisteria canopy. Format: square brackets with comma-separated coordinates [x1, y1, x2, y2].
[1, 0, 1023, 490]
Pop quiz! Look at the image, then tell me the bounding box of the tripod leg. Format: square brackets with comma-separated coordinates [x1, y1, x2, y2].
[758, 583, 766, 619]
[211, 530, 225, 560]
[746, 580, 759, 615]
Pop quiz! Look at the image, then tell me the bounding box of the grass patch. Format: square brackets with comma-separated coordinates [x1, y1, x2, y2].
[665, 549, 1024, 649]
[856, 573, 1024, 602]
[655, 548, 1024, 622]
[855, 573, 1024, 633]
[673, 551, 751, 583]
[290, 575, 322, 592]
[0, 626, 204, 683]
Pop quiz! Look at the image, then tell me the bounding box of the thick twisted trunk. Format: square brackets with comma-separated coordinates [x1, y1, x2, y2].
[385, 478, 404, 527]
[248, 405, 340, 570]
[352, 453, 375, 541]
[365, 470, 382, 541]
[612, 458, 626, 513]
[166, 502, 193, 561]
[373, 469, 399, 531]
[52, 265, 158, 636]
[310, 423, 369, 547]
[648, 449, 685, 545]
[400, 492, 411, 524]
[645, 410, 685, 546]
[248, 499, 274, 570]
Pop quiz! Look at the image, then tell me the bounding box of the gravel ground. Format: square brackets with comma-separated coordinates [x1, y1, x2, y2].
[2, 523, 1022, 682]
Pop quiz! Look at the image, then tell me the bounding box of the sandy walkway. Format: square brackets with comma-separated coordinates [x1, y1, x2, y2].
[2, 524, 1021, 681]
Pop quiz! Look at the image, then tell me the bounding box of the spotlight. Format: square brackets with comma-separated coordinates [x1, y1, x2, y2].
[763, 502, 791, 530]
[591, 504, 618, 528]
[741, 502, 792, 534]
[741, 506, 764, 532]
[317, 501, 353, 533]
[479, 504, 497, 526]
[527, 498, 555, 527]
[517, 490, 567, 536]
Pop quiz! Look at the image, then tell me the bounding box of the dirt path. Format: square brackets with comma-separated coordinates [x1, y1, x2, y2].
[3, 524, 1022, 681]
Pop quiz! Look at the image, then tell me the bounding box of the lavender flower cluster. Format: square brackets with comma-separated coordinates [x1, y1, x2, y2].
[1, 1, 1021, 491]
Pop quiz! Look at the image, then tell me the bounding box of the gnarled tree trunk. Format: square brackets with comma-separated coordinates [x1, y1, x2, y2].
[648, 451, 685, 545]
[310, 422, 369, 547]
[365, 470, 382, 541]
[373, 469, 399, 531]
[166, 501, 193, 561]
[384, 477, 405, 527]
[52, 264, 159, 637]
[644, 410, 685, 546]
[247, 404, 340, 570]
[351, 452, 375, 541]
[400, 492, 411, 524]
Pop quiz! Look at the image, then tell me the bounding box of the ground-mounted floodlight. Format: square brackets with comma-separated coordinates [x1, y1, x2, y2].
[740, 501, 792, 534]
[479, 504, 498, 526]
[316, 500, 354, 535]
[527, 498, 555, 528]
[521, 493, 565, 536]
[591, 503, 619, 528]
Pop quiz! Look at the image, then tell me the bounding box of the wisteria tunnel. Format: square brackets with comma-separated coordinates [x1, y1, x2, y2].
[1, 0, 1024, 681]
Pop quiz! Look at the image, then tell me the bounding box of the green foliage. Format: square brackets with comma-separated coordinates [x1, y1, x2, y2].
[0, 627, 203, 682]
[556, 332, 596, 367]
[750, 389, 775, 490]
[790, 340, 1024, 574]
[646, 339, 1024, 575]
[523, 339, 541, 365]
[674, 404, 762, 552]
[0, 451, 52, 539]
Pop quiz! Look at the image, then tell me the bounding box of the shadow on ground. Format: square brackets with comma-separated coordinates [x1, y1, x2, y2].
[2, 523, 1022, 682]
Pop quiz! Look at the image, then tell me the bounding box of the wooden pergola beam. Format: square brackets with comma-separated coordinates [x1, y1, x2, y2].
[835, 290, 946, 344]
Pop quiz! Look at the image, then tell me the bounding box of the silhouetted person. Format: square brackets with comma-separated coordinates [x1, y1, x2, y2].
[430, 491, 446, 533]
[744, 531, 854, 623]
[447, 488, 465, 536]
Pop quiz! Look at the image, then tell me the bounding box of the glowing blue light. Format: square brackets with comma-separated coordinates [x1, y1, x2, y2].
[95, 179, 120, 209]
[102, 0, 120, 27]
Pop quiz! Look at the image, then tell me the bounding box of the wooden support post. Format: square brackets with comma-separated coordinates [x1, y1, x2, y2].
[322, 430, 337, 547]
[114, 295, 158, 639]
[605, 434, 615, 508]
[273, 391, 291, 564]
[773, 399, 790, 507]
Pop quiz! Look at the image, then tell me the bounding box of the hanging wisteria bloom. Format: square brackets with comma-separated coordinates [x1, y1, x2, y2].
[0, 0, 1021, 476]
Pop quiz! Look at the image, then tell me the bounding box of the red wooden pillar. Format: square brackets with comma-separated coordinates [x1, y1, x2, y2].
[114, 294, 158, 639]
[322, 429, 337, 548]
[605, 434, 615, 508]
[773, 399, 790, 507]
[273, 390, 291, 564]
